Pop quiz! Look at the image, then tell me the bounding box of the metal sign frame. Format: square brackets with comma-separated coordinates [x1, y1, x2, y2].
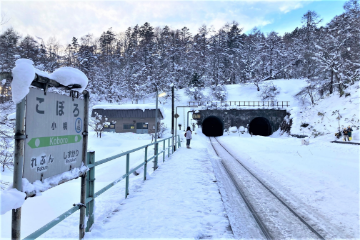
[6, 69, 90, 240]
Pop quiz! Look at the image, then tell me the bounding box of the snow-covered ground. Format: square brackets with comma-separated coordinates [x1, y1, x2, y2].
[1, 79, 359, 238]
[1, 130, 235, 239]
[213, 132, 359, 238]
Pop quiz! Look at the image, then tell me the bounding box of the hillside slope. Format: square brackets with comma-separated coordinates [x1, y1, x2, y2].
[96, 79, 359, 141]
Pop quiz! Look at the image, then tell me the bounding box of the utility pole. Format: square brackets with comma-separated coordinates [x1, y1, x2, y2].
[171, 86, 175, 152]
[154, 87, 158, 169]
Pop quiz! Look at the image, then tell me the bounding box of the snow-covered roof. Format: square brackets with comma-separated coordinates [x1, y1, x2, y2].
[92, 104, 165, 119]
[7, 112, 16, 120]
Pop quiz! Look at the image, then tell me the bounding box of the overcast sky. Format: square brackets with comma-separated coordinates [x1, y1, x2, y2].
[1, 0, 346, 45]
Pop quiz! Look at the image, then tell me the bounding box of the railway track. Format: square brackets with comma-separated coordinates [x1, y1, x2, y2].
[209, 137, 326, 239]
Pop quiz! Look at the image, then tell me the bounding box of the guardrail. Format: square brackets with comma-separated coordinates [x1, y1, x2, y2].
[188, 101, 290, 108]
[24, 135, 181, 239]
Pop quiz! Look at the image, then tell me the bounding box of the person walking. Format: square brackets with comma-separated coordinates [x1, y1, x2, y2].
[343, 128, 349, 141]
[185, 126, 192, 149]
[347, 126, 353, 141]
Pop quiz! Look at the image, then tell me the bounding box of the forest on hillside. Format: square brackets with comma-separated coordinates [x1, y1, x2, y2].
[0, 0, 359, 104]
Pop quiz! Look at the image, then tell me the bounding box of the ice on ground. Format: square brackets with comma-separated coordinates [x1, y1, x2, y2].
[1, 188, 26, 215]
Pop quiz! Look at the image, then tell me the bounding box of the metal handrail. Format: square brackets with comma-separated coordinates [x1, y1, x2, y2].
[188, 101, 290, 108]
[23, 135, 181, 240]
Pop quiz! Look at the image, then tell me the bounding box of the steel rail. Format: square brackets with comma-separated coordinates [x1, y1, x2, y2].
[209, 137, 272, 240]
[213, 137, 325, 240]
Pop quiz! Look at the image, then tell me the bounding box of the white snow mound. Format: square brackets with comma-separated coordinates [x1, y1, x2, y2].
[0, 188, 26, 215]
[50, 67, 88, 92]
[229, 126, 237, 132]
[11, 59, 35, 104]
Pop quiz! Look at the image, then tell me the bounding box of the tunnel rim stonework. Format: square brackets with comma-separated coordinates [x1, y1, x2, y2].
[248, 116, 272, 136]
[202, 115, 224, 137]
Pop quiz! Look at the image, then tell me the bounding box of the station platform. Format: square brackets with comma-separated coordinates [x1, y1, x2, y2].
[84, 135, 234, 239]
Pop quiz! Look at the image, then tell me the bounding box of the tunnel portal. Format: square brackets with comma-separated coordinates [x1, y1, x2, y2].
[202, 116, 224, 137]
[196, 109, 287, 137]
[249, 117, 272, 136]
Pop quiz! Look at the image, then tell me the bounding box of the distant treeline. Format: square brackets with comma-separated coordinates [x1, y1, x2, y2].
[0, 0, 359, 103]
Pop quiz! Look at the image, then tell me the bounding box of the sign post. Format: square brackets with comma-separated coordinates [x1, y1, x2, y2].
[79, 90, 89, 239]
[12, 98, 26, 240]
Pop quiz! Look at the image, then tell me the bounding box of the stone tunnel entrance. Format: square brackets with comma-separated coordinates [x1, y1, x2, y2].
[249, 117, 272, 136]
[196, 109, 287, 137]
[202, 116, 224, 137]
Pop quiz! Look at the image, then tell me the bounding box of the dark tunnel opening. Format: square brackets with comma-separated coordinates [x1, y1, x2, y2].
[249, 117, 272, 136]
[202, 116, 224, 137]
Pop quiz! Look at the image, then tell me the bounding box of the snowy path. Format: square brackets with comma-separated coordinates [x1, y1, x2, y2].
[83, 136, 233, 239]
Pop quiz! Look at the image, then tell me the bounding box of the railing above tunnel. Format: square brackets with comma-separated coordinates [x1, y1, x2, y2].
[188, 101, 290, 108]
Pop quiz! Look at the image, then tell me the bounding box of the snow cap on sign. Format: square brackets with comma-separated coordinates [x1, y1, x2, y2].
[11, 59, 36, 104]
[50, 67, 88, 92]
[11, 59, 89, 104]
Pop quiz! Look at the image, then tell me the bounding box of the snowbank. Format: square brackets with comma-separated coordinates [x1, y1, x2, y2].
[93, 104, 166, 118]
[22, 164, 88, 196]
[229, 126, 237, 132]
[1, 188, 26, 215]
[11, 59, 88, 104]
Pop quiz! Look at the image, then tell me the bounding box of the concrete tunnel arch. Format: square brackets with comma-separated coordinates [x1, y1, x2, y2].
[202, 116, 224, 137]
[248, 117, 272, 136]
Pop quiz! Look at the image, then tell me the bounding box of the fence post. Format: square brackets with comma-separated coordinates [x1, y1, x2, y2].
[154, 142, 158, 170]
[178, 135, 181, 148]
[163, 140, 165, 162]
[168, 138, 170, 157]
[144, 146, 148, 181]
[125, 153, 130, 198]
[86, 151, 95, 232]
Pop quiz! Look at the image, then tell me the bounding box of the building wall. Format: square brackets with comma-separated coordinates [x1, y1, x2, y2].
[105, 117, 160, 133]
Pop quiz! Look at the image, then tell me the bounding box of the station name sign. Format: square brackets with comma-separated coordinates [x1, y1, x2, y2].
[24, 88, 85, 183]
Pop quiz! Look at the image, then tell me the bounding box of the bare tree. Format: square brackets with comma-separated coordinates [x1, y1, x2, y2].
[0, 13, 10, 26]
